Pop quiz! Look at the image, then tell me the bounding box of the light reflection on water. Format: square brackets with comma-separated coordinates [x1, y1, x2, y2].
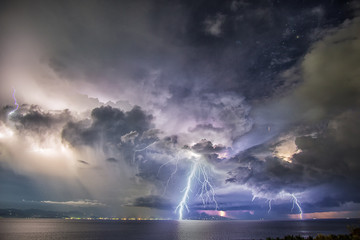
[0, 219, 358, 240]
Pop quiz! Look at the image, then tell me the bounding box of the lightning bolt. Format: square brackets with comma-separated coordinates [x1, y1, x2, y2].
[291, 194, 303, 219]
[159, 153, 180, 196]
[134, 143, 219, 220]
[132, 141, 158, 165]
[197, 163, 218, 210]
[175, 161, 198, 220]
[8, 88, 19, 115]
[175, 154, 218, 220]
[252, 192, 304, 219]
[267, 199, 272, 214]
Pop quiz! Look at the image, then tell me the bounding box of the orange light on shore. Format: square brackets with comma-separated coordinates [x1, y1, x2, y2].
[219, 211, 226, 217]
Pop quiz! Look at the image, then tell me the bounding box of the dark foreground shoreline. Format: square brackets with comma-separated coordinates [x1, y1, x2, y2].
[265, 227, 360, 240]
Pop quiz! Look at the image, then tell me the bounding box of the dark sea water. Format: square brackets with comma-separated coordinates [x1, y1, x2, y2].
[0, 218, 359, 240]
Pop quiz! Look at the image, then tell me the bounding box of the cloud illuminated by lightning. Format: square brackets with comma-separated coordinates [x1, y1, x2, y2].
[8, 88, 19, 115]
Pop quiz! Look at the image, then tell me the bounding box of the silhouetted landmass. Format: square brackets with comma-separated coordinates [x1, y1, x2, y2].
[0, 209, 84, 218]
[186, 212, 229, 220]
[265, 227, 360, 240]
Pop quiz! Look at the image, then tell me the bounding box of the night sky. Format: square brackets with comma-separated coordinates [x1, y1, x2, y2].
[0, 0, 360, 220]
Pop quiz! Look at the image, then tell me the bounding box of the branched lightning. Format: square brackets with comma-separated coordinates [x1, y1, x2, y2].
[197, 163, 218, 210]
[8, 88, 19, 115]
[291, 194, 303, 219]
[133, 142, 219, 220]
[175, 155, 218, 220]
[257, 192, 304, 219]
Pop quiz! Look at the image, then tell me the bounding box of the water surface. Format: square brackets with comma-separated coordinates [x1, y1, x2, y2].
[0, 218, 359, 240]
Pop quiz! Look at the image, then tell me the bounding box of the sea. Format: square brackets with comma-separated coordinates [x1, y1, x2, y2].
[0, 218, 359, 240]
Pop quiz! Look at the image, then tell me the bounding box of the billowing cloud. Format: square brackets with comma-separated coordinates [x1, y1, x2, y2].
[62, 105, 154, 148]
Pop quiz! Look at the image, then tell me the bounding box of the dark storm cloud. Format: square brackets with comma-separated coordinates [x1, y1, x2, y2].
[1, 105, 72, 136]
[130, 195, 173, 210]
[227, 148, 305, 195]
[227, 110, 360, 207]
[191, 139, 226, 154]
[1, 0, 351, 106]
[189, 124, 224, 133]
[293, 111, 360, 203]
[77, 160, 89, 165]
[61, 105, 180, 186]
[62, 105, 154, 147]
[61, 105, 163, 188]
[225, 14, 360, 209]
[106, 157, 118, 163]
[174, 0, 352, 100]
[16, 107, 71, 131]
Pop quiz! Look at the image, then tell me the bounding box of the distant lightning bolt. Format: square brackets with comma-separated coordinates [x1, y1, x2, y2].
[159, 153, 180, 195]
[291, 194, 303, 219]
[132, 141, 158, 165]
[175, 161, 198, 220]
[253, 192, 304, 219]
[267, 199, 272, 214]
[8, 88, 19, 115]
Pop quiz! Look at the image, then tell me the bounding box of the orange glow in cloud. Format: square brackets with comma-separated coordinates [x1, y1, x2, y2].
[198, 210, 227, 217]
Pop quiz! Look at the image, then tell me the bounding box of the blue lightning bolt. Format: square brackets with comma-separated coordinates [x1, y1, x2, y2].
[267, 199, 272, 214]
[291, 194, 303, 219]
[197, 163, 218, 209]
[158, 153, 180, 195]
[175, 154, 218, 220]
[132, 141, 158, 165]
[8, 88, 19, 115]
[134, 144, 218, 220]
[252, 192, 305, 219]
[175, 161, 198, 220]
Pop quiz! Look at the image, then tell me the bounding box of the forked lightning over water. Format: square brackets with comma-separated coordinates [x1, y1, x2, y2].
[175, 161, 198, 220]
[175, 153, 218, 220]
[291, 194, 303, 219]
